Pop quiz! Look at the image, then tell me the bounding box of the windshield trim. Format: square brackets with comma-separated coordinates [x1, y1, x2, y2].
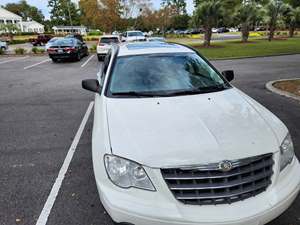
[104, 52, 232, 98]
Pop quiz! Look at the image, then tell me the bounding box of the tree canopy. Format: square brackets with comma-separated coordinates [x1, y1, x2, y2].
[4, 0, 44, 23]
[48, 0, 81, 26]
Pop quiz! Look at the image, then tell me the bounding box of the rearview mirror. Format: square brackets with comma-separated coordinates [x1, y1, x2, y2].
[82, 79, 101, 93]
[222, 70, 234, 82]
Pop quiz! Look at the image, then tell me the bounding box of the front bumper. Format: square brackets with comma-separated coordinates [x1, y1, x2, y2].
[94, 157, 300, 225]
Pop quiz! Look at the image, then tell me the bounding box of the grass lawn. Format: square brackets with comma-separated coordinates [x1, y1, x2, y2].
[175, 38, 300, 60]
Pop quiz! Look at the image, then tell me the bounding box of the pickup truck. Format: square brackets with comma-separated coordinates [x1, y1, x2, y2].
[30, 34, 52, 46]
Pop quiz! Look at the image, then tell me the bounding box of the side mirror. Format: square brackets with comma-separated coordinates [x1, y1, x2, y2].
[222, 70, 234, 82]
[82, 79, 101, 93]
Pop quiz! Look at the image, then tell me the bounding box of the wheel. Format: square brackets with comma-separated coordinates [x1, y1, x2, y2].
[51, 58, 58, 63]
[97, 55, 103, 61]
[76, 52, 81, 61]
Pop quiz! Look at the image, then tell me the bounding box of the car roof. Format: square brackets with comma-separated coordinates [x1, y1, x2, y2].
[127, 30, 143, 33]
[100, 35, 119, 38]
[117, 42, 194, 57]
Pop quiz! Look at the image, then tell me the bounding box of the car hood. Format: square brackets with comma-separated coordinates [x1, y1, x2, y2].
[106, 88, 280, 168]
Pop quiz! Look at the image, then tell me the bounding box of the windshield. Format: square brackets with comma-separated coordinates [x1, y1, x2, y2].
[100, 37, 119, 44]
[128, 32, 144, 37]
[52, 38, 75, 46]
[108, 53, 230, 97]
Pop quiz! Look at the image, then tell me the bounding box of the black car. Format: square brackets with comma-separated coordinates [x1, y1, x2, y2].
[217, 27, 230, 33]
[47, 38, 89, 62]
[65, 34, 84, 42]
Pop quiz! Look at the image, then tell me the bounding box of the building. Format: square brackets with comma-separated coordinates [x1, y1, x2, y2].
[0, 7, 23, 32]
[0, 7, 44, 33]
[52, 26, 87, 35]
[22, 21, 44, 33]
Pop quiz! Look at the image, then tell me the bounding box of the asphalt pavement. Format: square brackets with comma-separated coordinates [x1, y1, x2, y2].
[0, 54, 299, 225]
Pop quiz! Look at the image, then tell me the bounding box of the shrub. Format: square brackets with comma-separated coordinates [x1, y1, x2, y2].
[15, 48, 26, 55]
[38, 48, 45, 53]
[89, 44, 97, 53]
[88, 31, 103, 36]
[32, 47, 38, 53]
[31, 47, 45, 54]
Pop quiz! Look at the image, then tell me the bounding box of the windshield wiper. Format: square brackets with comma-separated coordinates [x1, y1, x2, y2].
[165, 85, 229, 97]
[111, 91, 159, 97]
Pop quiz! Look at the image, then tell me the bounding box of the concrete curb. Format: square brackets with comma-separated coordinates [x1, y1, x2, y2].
[265, 78, 300, 102]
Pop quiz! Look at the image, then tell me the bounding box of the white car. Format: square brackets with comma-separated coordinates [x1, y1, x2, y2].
[229, 27, 239, 32]
[121, 30, 146, 42]
[97, 35, 120, 61]
[82, 42, 300, 225]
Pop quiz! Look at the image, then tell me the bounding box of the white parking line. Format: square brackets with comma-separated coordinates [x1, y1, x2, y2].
[24, 59, 51, 70]
[35, 101, 94, 225]
[81, 55, 94, 68]
[0, 56, 29, 65]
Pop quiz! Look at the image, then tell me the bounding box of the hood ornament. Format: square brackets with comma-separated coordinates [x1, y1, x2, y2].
[219, 160, 233, 172]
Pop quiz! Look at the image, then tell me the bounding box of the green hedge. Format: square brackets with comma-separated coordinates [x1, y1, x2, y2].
[15, 48, 26, 54]
[88, 31, 103, 36]
[32, 47, 45, 54]
[10, 39, 29, 44]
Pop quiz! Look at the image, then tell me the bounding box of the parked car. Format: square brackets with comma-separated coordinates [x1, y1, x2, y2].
[121, 30, 146, 42]
[147, 37, 166, 42]
[217, 27, 230, 33]
[45, 37, 62, 51]
[65, 33, 84, 42]
[97, 35, 120, 61]
[47, 38, 88, 62]
[255, 26, 267, 31]
[212, 27, 218, 33]
[82, 42, 300, 225]
[229, 27, 239, 32]
[31, 34, 52, 46]
[0, 40, 8, 51]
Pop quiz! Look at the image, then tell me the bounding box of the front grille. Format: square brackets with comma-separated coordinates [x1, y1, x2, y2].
[161, 153, 274, 205]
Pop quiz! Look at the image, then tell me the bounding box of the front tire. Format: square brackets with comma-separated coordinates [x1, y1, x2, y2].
[76, 52, 81, 61]
[97, 55, 104, 61]
[51, 58, 58, 63]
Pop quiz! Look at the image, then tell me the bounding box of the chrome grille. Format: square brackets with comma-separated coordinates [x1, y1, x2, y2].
[161, 153, 274, 205]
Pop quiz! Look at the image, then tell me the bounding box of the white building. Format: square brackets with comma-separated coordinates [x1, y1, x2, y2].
[22, 21, 44, 33]
[52, 26, 87, 35]
[0, 7, 23, 32]
[0, 7, 44, 33]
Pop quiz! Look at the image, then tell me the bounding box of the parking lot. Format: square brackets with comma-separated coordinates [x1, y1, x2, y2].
[0, 54, 300, 225]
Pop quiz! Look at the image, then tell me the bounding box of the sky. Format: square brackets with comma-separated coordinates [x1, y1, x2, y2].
[1, 0, 195, 19]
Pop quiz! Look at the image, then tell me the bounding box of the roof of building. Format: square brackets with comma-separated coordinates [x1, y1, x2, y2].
[117, 42, 193, 57]
[52, 26, 87, 29]
[22, 21, 44, 27]
[0, 7, 22, 20]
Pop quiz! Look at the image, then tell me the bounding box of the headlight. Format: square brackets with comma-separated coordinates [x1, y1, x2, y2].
[104, 154, 155, 191]
[280, 134, 294, 171]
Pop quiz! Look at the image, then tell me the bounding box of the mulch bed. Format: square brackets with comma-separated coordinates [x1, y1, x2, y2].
[273, 79, 300, 96]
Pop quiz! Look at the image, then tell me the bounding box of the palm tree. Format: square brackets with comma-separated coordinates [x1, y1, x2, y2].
[265, 0, 287, 41]
[236, 2, 259, 42]
[193, 0, 224, 47]
[283, 6, 300, 37]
